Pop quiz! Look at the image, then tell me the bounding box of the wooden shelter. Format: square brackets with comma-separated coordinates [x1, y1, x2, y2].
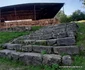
[0, 3, 64, 22]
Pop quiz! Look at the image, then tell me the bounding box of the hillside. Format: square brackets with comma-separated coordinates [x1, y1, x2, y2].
[0, 23, 84, 70]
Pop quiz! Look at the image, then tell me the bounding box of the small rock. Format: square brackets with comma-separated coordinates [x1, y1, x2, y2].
[62, 55, 72, 65]
[67, 31, 75, 37]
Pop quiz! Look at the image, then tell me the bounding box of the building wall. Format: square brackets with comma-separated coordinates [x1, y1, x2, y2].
[1, 10, 35, 21]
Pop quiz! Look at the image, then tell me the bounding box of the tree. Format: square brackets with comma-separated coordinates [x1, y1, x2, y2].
[71, 10, 85, 21]
[55, 10, 85, 23]
[55, 10, 69, 23]
[81, 0, 85, 5]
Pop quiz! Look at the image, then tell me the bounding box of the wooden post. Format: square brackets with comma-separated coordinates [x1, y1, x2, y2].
[63, 5, 65, 14]
[14, 6, 17, 20]
[14, 6, 18, 27]
[34, 5, 36, 20]
[0, 8, 1, 22]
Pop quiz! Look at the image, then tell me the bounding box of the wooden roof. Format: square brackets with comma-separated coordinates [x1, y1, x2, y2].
[0, 3, 64, 21]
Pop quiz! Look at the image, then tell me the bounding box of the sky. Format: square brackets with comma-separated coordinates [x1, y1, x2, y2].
[0, 0, 85, 15]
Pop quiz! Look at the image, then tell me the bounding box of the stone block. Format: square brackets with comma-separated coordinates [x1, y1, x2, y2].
[11, 51, 21, 60]
[32, 53, 42, 65]
[22, 40, 35, 45]
[3, 43, 22, 50]
[53, 46, 79, 55]
[19, 53, 33, 65]
[32, 45, 52, 54]
[0, 50, 11, 58]
[57, 37, 76, 46]
[47, 39, 57, 46]
[43, 54, 61, 65]
[21, 45, 32, 52]
[35, 40, 47, 45]
[19, 53, 42, 65]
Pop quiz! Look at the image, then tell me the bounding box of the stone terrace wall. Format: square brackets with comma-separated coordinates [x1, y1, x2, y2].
[0, 18, 59, 29]
[1, 23, 80, 66]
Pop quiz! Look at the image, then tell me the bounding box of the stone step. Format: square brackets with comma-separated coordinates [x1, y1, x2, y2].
[12, 37, 76, 46]
[2, 43, 79, 55]
[0, 49, 61, 66]
[57, 37, 76, 46]
[12, 39, 57, 46]
[2, 43, 53, 54]
[53, 46, 79, 55]
[2, 43, 22, 50]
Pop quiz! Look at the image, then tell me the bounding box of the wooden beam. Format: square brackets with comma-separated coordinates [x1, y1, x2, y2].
[14, 6, 17, 20]
[34, 5, 36, 20]
[0, 8, 1, 22]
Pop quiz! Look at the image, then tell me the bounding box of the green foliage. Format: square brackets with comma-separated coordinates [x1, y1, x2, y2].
[41, 50, 47, 55]
[28, 64, 59, 70]
[76, 23, 85, 47]
[56, 10, 85, 23]
[0, 57, 24, 68]
[56, 10, 69, 23]
[71, 10, 85, 21]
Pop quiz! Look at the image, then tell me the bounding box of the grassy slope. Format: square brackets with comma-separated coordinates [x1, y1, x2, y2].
[0, 24, 84, 70]
[0, 32, 29, 44]
[0, 26, 42, 44]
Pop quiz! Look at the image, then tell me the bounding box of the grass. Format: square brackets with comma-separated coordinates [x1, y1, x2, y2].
[0, 26, 42, 44]
[76, 23, 85, 47]
[31, 26, 42, 31]
[0, 57, 59, 70]
[0, 32, 30, 44]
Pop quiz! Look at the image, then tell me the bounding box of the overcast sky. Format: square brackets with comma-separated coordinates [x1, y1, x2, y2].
[0, 0, 84, 15]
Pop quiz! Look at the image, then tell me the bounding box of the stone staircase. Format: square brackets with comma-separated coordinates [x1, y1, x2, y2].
[0, 23, 80, 66]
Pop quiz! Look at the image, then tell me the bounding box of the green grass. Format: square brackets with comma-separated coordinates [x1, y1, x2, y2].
[31, 26, 42, 31]
[0, 32, 30, 44]
[76, 23, 85, 47]
[0, 26, 42, 44]
[0, 57, 59, 70]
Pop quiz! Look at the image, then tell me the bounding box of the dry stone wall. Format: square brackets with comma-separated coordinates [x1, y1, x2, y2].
[0, 18, 59, 31]
[0, 23, 80, 66]
[0, 26, 31, 32]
